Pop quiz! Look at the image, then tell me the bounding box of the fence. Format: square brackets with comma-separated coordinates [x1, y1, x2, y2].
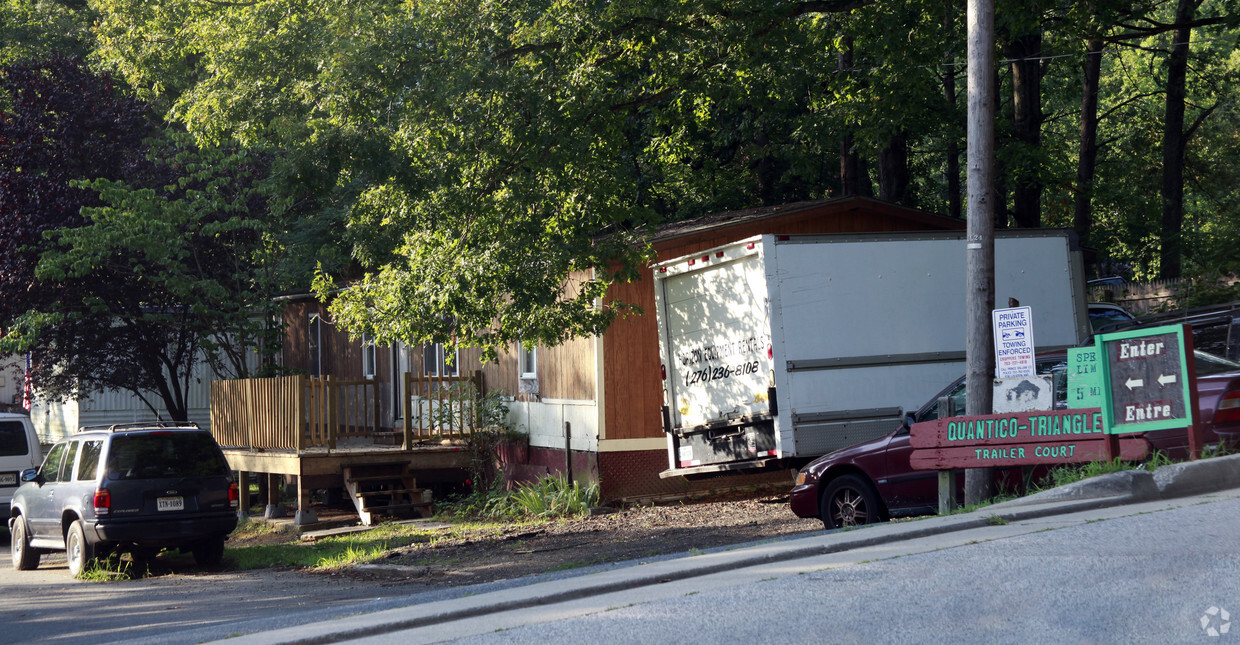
[402, 370, 485, 448]
[1088, 279, 1181, 315]
[210, 374, 381, 451]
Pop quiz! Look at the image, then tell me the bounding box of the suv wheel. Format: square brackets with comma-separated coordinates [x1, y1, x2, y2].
[66, 520, 96, 577]
[192, 536, 225, 568]
[11, 516, 40, 570]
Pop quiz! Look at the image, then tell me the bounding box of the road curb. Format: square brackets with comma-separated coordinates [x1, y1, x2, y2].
[216, 455, 1240, 645]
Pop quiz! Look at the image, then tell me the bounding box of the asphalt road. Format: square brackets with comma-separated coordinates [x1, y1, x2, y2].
[5, 488, 1239, 644]
[0, 533, 401, 644]
[350, 490, 1240, 644]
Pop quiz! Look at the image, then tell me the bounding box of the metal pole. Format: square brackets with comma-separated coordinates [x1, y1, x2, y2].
[564, 422, 573, 487]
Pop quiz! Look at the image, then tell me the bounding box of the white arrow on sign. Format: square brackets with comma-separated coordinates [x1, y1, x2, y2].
[1158, 373, 1177, 386]
[1126, 378, 1144, 390]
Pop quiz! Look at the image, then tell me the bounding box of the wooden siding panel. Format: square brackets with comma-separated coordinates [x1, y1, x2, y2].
[541, 334, 594, 400]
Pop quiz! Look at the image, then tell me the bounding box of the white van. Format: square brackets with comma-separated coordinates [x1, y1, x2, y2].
[0, 413, 42, 516]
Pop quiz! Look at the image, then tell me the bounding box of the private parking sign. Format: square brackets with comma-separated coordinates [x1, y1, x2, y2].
[993, 306, 1035, 379]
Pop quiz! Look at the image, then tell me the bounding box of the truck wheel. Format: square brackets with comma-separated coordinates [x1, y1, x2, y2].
[66, 520, 96, 577]
[11, 516, 40, 570]
[820, 475, 882, 530]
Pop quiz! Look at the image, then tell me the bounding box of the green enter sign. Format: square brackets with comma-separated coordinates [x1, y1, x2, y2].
[1096, 324, 1194, 435]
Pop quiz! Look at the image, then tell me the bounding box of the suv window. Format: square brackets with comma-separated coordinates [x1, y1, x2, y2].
[61, 441, 80, 481]
[0, 420, 30, 457]
[40, 443, 68, 483]
[106, 432, 230, 480]
[76, 440, 103, 481]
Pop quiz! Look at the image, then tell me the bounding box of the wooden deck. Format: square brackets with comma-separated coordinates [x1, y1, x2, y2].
[210, 372, 486, 525]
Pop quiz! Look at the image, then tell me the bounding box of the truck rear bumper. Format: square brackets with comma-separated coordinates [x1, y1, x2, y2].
[659, 458, 779, 479]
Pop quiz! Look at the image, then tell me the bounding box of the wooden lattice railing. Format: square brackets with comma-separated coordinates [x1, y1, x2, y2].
[402, 370, 485, 449]
[210, 374, 380, 452]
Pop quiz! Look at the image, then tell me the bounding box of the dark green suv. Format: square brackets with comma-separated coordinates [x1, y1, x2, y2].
[8, 423, 238, 576]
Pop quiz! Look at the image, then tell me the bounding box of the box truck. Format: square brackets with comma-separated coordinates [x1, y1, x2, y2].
[653, 230, 1089, 477]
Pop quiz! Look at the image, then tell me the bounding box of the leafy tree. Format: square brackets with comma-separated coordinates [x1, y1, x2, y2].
[88, 0, 1240, 341]
[0, 56, 281, 420]
[0, 0, 95, 64]
[0, 55, 149, 323]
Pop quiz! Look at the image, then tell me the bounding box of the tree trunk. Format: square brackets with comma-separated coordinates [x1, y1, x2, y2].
[992, 66, 1009, 229]
[944, 53, 962, 219]
[878, 131, 913, 206]
[1160, 0, 1196, 279]
[1074, 38, 1104, 246]
[1007, 31, 1044, 229]
[838, 36, 863, 197]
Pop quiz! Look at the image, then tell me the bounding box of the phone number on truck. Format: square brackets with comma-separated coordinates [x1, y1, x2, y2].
[684, 360, 761, 387]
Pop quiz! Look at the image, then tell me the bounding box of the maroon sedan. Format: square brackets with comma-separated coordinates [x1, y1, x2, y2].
[790, 350, 1240, 529]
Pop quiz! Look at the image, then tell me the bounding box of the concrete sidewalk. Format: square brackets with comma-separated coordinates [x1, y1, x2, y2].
[215, 454, 1240, 645]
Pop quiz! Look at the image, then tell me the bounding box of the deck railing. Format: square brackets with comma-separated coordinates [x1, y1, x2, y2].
[210, 374, 381, 452]
[402, 370, 485, 449]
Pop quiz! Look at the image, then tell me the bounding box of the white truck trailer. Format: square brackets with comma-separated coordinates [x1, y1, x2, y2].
[653, 230, 1089, 477]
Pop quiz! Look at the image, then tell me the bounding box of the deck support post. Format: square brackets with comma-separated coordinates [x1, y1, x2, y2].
[236, 470, 250, 523]
[264, 473, 287, 519]
[294, 475, 318, 526]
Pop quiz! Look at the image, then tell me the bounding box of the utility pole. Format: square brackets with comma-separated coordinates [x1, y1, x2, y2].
[964, 0, 996, 506]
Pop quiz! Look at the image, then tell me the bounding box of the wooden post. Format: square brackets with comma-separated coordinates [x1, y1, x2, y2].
[236, 470, 250, 523]
[294, 475, 317, 526]
[372, 379, 380, 436]
[294, 374, 306, 453]
[964, 0, 997, 507]
[938, 469, 956, 515]
[402, 372, 412, 450]
[326, 375, 338, 451]
[264, 472, 286, 519]
[1182, 323, 1203, 460]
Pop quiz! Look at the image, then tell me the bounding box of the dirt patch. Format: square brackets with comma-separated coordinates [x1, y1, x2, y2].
[235, 492, 825, 590]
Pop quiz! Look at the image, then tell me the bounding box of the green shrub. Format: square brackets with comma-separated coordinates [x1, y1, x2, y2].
[439, 475, 600, 521]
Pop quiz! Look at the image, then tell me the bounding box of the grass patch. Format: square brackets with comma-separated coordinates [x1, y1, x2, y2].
[77, 557, 140, 582]
[225, 520, 517, 571]
[984, 514, 1008, 526]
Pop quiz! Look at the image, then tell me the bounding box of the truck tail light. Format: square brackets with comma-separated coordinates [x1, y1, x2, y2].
[228, 482, 240, 509]
[93, 489, 111, 516]
[1215, 390, 1240, 423]
[660, 365, 667, 380]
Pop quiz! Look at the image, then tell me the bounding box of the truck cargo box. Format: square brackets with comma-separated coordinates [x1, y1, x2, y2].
[653, 230, 1089, 477]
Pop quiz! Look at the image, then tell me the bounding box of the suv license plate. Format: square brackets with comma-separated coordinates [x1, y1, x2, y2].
[0, 472, 15, 486]
[157, 496, 184, 512]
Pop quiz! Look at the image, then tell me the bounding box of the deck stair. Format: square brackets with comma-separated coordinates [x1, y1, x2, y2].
[342, 462, 432, 526]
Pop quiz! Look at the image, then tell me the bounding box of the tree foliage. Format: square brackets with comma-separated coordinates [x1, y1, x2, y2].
[78, 0, 1240, 357]
[0, 56, 281, 420]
